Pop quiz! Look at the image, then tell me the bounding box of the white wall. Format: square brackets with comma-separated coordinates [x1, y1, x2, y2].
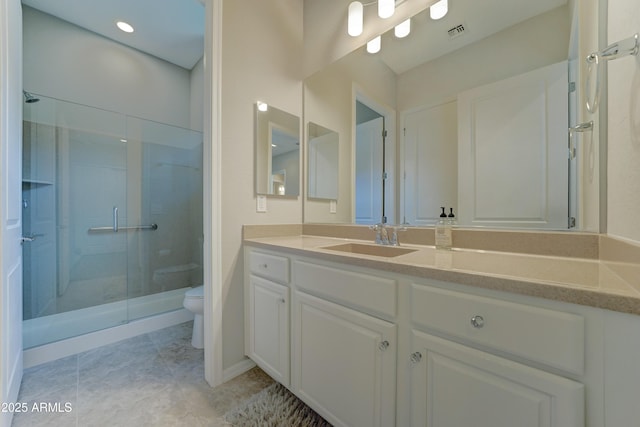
[23, 6, 198, 130]
[221, 0, 303, 371]
[606, 0, 640, 244]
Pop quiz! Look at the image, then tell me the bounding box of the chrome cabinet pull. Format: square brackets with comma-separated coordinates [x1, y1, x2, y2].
[378, 340, 390, 351]
[410, 352, 422, 364]
[471, 315, 485, 328]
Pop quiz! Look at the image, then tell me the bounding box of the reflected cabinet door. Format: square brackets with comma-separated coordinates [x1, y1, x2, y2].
[410, 331, 584, 427]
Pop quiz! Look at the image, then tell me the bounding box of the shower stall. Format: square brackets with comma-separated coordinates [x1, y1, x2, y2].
[21, 93, 203, 349]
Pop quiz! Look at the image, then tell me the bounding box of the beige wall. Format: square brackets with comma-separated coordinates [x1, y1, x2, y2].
[221, 0, 303, 370]
[397, 6, 570, 111]
[304, 49, 397, 223]
[607, 0, 640, 244]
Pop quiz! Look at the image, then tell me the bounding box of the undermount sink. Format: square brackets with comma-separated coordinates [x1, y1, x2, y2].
[322, 243, 417, 258]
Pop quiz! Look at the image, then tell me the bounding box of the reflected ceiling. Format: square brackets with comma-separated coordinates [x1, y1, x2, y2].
[377, 0, 567, 74]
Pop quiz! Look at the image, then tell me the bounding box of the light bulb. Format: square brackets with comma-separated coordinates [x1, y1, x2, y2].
[348, 2, 364, 37]
[394, 18, 411, 38]
[378, 0, 394, 19]
[116, 21, 134, 33]
[367, 36, 381, 54]
[430, 0, 448, 20]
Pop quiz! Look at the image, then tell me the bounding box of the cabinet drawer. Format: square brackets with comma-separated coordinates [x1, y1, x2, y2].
[411, 284, 584, 375]
[249, 250, 290, 284]
[294, 260, 396, 319]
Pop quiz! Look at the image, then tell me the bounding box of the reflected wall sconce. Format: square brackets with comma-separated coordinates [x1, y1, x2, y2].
[367, 35, 382, 53]
[257, 101, 268, 112]
[348, 0, 448, 37]
[350, 0, 448, 55]
[430, 0, 448, 20]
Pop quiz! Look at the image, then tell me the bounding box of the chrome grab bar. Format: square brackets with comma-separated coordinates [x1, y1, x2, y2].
[88, 206, 157, 232]
[88, 224, 158, 233]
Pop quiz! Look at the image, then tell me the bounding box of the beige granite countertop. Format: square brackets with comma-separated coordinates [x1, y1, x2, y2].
[244, 234, 640, 315]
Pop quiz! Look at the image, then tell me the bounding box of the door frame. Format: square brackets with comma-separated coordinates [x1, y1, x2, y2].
[203, 0, 223, 387]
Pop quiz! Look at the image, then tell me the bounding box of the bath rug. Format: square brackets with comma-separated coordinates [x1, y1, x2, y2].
[223, 382, 332, 426]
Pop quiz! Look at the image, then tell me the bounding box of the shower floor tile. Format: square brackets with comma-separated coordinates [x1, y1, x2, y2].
[12, 321, 274, 427]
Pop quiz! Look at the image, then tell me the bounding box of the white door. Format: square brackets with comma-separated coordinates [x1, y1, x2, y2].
[248, 275, 289, 385]
[458, 61, 568, 229]
[402, 102, 458, 225]
[410, 331, 584, 427]
[292, 291, 396, 427]
[356, 117, 384, 224]
[0, 1, 24, 426]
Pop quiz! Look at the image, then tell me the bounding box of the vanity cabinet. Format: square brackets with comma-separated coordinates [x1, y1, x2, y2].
[244, 244, 602, 427]
[409, 331, 584, 427]
[292, 259, 398, 427]
[292, 291, 396, 427]
[409, 283, 586, 427]
[245, 249, 290, 385]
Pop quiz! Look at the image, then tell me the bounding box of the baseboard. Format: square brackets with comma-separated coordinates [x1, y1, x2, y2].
[24, 309, 194, 369]
[223, 358, 256, 383]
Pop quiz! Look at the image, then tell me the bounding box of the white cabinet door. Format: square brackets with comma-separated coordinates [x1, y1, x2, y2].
[410, 331, 584, 427]
[293, 291, 396, 427]
[248, 275, 289, 385]
[457, 61, 568, 229]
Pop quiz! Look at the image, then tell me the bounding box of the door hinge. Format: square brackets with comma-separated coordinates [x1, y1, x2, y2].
[382, 129, 388, 138]
[382, 172, 388, 180]
[569, 217, 576, 228]
[569, 81, 576, 93]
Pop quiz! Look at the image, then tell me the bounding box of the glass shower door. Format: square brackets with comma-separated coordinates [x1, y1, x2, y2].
[125, 117, 203, 322]
[22, 96, 130, 348]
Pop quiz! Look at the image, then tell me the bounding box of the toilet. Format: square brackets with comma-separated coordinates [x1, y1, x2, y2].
[183, 285, 204, 349]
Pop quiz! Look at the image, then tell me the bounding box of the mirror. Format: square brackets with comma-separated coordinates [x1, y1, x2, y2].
[255, 103, 301, 197]
[304, 0, 602, 231]
[307, 122, 339, 200]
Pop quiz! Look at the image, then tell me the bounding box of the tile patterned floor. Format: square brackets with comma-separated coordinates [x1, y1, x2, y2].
[12, 321, 274, 427]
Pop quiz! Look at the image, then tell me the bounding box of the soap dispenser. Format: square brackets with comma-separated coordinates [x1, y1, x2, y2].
[435, 207, 452, 250]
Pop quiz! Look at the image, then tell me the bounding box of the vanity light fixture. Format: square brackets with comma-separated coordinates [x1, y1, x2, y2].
[116, 20, 134, 33]
[348, 2, 364, 36]
[367, 35, 381, 54]
[430, 0, 448, 20]
[394, 18, 411, 38]
[257, 101, 268, 112]
[348, 0, 396, 37]
[378, 0, 395, 19]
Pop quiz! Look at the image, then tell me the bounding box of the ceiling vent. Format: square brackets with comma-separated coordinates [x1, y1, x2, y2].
[447, 24, 466, 40]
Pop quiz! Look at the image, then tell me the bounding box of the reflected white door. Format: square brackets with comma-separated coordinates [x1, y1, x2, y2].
[0, 1, 24, 425]
[403, 101, 458, 225]
[356, 117, 384, 224]
[458, 61, 568, 229]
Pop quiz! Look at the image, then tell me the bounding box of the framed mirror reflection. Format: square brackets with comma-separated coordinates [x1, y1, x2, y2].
[303, 0, 604, 231]
[255, 102, 301, 197]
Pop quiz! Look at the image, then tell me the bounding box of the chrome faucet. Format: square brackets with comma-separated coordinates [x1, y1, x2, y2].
[369, 223, 407, 246]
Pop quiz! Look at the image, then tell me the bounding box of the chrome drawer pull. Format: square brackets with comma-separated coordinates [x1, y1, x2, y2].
[471, 315, 485, 328]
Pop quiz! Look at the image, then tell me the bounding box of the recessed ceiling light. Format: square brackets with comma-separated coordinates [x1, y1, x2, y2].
[116, 21, 134, 33]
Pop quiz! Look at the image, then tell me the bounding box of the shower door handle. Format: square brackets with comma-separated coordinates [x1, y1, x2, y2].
[113, 206, 119, 232]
